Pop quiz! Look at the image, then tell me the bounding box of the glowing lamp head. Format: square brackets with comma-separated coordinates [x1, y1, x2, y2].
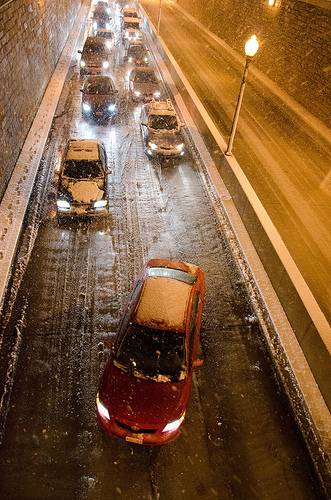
[245, 35, 259, 57]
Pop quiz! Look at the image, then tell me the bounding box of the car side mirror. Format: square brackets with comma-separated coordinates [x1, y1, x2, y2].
[192, 359, 203, 368]
[78, 50, 82, 54]
[180, 122, 185, 128]
[80, 89, 83, 92]
[105, 170, 112, 175]
[104, 339, 113, 349]
[141, 122, 147, 126]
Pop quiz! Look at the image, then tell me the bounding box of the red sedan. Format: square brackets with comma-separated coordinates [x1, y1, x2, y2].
[96, 259, 205, 445]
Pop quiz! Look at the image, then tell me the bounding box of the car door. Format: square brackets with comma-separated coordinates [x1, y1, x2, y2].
[187, 291, 202, 369]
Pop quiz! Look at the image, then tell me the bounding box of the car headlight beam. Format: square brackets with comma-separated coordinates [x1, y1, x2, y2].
[96, 394, 110, 420]
[57, 199, 71, 210]
[94, 199, 107, 209]
[162, 413, 185, 433]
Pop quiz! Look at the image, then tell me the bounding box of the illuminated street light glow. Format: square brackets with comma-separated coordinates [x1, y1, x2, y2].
[245, 35, 259, 57]
[225, 35, 259, 156]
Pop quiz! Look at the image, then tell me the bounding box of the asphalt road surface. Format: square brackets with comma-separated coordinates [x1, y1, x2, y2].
[0, 3, 326, 500]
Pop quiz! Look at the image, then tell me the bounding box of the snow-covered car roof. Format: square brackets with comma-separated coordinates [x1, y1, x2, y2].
[66, 139, 103, 161]
[149, 99, 177, 117]
[122, 8, 139, 15]
[134, 276, 192, 332]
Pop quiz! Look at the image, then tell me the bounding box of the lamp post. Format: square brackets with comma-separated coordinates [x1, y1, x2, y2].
[157, 0, 162, 33]
[225, 35, 259, 156]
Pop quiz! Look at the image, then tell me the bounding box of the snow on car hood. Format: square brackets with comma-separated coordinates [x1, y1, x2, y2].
[134, 83, 160, 93]
[68, 181, 104, 203]
[148, 129, 184, 148]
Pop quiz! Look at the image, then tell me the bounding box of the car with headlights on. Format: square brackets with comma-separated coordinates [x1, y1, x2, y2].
[92, 6, 111, 34]
[122, 17, 141, 43]
[78, 37, 110, 76]
[129, 67, 161, 102]
[126, 40, 149, 66]
[96, 28, 115, 52]
[96, 259, 205, 445]
[56, 139, 111, 218]
[81, 75, 118, 121]
[140, 99, 185, 157]
[94, 1, 111, 15]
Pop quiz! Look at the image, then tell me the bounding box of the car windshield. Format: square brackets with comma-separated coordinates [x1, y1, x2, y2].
[98, 31, 113, 39]
[125, 21, 140, 29]
[147, 267, 197, 285]
[114, 323, 186, 382]
[62, 160, 103, 179]
[135, 72, 157, 84]
[85, 82, 113, 94]
[148, 114, 179, 130]
[83, 43, 106, 56]
[93, 12, 109, 20]
[129, 47, 146, 57]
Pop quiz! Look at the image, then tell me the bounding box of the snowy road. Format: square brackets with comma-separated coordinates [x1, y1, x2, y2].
[0, 2, 326, 499]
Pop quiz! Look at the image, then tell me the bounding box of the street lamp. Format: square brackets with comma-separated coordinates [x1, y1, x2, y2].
[225, 35, 259, 156]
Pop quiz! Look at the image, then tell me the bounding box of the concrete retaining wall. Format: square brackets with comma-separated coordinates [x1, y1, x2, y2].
[0, 0, 82, 201]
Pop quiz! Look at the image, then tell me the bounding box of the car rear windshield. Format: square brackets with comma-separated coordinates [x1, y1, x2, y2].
[62, 160, 103, 179]
[147, 267, 197, 285]
[148, 114, 178, 130]
[114, 323, 186, 382]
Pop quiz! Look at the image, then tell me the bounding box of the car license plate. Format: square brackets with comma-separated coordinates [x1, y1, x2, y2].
[75, 206, 86, 214]
[126, 435, 143, 444]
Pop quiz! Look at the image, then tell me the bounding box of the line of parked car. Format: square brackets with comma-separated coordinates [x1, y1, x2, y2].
[55, 1, 204, 448]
